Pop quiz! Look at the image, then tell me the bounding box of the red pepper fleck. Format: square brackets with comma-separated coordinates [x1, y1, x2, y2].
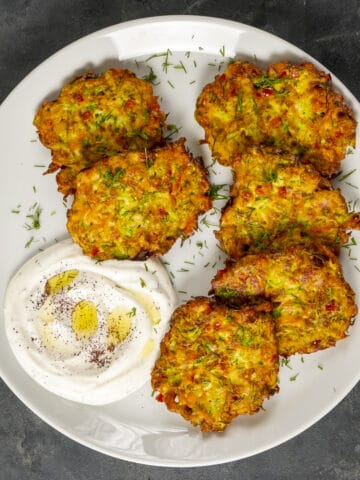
[156, 393, 164, 402]
[262, 87, 274, 96]
[278, 70, 287, 78]
[255, 185, 264, 195]
[270, 117, 281, 128]
[91, 246, 99, 257]
[124, 99, 136, 109]
[218, 74, 226, 82]
[278, 186, 287, 198]
[229, 85, 238, 96]
[81, 110, 92, 120]
[325, 300, 337, 311]
[74, 92, 84, 102]
[216, 269, 226, 279]
[159, 207, 167, 216]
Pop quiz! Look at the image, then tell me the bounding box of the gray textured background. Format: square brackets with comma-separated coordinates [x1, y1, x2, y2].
[1, 1, 360, 479]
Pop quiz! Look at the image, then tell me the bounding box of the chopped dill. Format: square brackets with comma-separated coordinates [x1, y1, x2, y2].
[25, 236, 35, 248]
[280, 357, 292, 369]
[174, 60, 187, 73]
[142, 66, 159, 85]
[336, 169, 357, 182]
[164, 124, 182, 140]
[209, 184, 229, 200]
[24, 204, 42, 230]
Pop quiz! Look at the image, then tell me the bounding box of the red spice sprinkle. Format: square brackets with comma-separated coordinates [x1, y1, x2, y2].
[325, 300, 337, 312]
[218, 74, 226, 82]
[262, 87, 274, 96]
[91, 246, 99, 257]
[278, 186, 287, 198]
[156, 393, 164, 402]
[81, 110, 92, 120]
[74, 92, 84, 102]
[124, 99, 136, 110]
[216, 269, 226, 279]
[278, 70, 287, 78]
[229, 85, 238, 96]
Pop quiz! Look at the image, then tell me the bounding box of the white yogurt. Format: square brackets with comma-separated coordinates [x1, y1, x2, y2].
[4, 238, 176, 405]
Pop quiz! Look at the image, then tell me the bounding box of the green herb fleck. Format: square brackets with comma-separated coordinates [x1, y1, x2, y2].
[336, 169, 357, 182]
[25, 236, 35, 248]
[142, 66, 159, 85]
[127, 307, 137, 317]
[104, 167, 125, 186]
[209, 184, 229, 200]
[280, 357, 292, 369]
[174, 61, 187, 73]
[24, 204, 42, 230]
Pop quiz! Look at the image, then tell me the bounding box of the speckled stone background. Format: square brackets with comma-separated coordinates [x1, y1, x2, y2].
[1, 1, 360, 479]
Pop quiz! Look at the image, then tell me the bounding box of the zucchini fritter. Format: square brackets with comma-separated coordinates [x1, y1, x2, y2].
[66, 139, 211, 260]
[212, 249, 357, 356]
[34, 68, 166, 195]
[151, 297, 279, 431]
[195, 61, 356, 175]
[217, 147, 360, 258]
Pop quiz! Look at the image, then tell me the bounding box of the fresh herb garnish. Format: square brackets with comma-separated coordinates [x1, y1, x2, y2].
[24, 204, 42, 230]
[142, 66, 159, 85]
[104, 167, 125, 187]
[209, 184, 229, 200]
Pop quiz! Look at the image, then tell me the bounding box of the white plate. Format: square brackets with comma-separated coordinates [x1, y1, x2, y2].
[1, 15, 359, 467]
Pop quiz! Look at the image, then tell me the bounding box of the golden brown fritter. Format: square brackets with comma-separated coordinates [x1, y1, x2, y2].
[34, 68, 166, 196]
[66, 139, 211, 260]
[151, 297, 279, 431]
[195, 61, 356, 175]
[217, 147, 360, 258]
[212, 249, 357, 356]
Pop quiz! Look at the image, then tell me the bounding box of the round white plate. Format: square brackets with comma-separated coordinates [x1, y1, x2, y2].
[1, 15, 359, 467]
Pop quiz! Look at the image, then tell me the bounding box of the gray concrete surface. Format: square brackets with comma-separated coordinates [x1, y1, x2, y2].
[1, 1, 360, 478]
